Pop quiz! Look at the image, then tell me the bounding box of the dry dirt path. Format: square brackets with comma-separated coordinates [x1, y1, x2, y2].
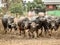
[0, 34, 60, 45]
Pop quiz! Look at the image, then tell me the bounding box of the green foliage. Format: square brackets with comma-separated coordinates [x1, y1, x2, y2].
[8, 0, 45, 15]
[26, 0, 45, 11]
[9, 2, 23, 15]
[26, 2, 37, 11]
[26, 2, 32, 11]
[34, 0, 42, 4]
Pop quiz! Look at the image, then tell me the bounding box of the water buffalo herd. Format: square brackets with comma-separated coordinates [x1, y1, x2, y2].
[1, 15, 60, 38]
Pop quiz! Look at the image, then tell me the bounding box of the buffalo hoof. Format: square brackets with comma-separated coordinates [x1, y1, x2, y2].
[19, 33, 21, 36]
[4, 31, 7, 34]
[49, 34, 51, 37]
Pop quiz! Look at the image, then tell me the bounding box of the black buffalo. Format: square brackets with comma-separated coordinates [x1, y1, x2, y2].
[28, 16, 49, 38]
[2, 15, 17, 33]
[18, 17, 30, 37]
[45, 16, 60, 36]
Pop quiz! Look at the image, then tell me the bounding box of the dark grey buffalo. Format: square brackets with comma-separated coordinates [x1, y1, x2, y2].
[37, 16, 49, 36]
[16, 15, 60, 38]
[28, 16, 49, 38]
[45, 16, 60, 36]
[2, 15, 17, 33]
[29, 19, 39, 38]
[18, 17, 30, 37]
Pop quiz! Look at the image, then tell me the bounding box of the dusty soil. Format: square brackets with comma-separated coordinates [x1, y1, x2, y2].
[0, 19, 60, 45]
[0, 34, 60, 45]
[0, 33, 60, 45]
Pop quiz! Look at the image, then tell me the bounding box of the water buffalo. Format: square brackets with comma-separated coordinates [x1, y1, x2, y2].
[37, 16, 49, 36]
[45, 15, 60, 36]
[29, 20, 39, 38]
[17, 15, 60, 38]
[2, 15, 17, 33]
[18, 17, 30, 37]
[28, 16, 49, 38]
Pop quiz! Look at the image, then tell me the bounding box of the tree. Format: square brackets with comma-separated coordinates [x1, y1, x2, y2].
[10, 0, 22, 3]
[1, 0, 23, 13]
[26, 1, 32, 11]
[9, 2, 23, 16]
[34, 0, 45, 9]
[26, 1, 37, 11]
[34, 0, 42, 4]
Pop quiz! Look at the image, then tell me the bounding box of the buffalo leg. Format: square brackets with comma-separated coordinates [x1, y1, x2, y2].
[4, 28, 7, 34]
[44, 29, 47, 36]
[19, 30, 21, 36]
[22, 30, 26, 37]
[10, 28, 12, 32]
[19, 27, 21, 36]
[36, 30, 39, 37]
[39, 29, 43, 36]
[49, 30, 53, 36]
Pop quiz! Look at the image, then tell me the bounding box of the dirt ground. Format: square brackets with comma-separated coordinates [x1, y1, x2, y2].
[0, 20, 60, 45]
[0, 34, 60, 45]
